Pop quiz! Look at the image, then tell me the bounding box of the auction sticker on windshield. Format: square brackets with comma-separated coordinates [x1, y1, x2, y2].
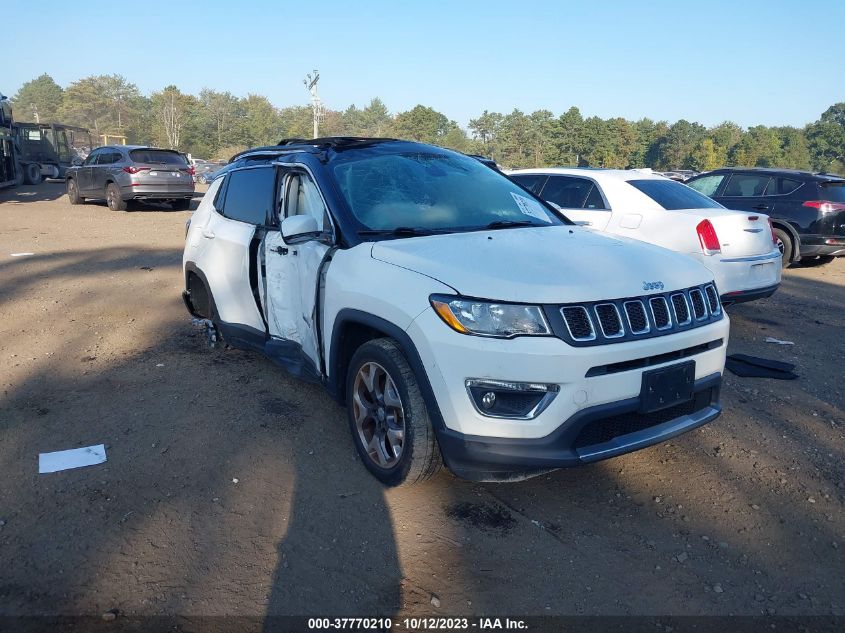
[510, 192, 551, 222]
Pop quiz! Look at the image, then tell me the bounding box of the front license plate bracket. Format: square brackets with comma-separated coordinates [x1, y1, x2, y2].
[640, 361, 695, 413]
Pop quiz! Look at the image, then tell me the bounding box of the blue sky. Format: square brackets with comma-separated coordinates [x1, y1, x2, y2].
[6, 0, 843, 129]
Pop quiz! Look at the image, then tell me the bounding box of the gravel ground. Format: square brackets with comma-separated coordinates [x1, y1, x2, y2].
[0, 181, 843, 620]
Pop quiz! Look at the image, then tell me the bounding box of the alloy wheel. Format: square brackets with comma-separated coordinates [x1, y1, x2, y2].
[352, 362, 405, 468]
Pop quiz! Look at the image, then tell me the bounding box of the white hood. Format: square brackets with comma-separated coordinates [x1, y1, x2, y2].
[371, 226, 713, 304]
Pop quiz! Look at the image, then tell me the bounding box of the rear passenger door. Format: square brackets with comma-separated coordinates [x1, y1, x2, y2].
[93, 150, 122, 192]
[714, 172, 773, 213]
[539, 175, 612, 229]
[200, 166, 274, 335]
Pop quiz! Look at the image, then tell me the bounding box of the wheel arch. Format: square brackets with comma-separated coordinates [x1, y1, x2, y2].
[327, 309, 447, 434]
[770, 219, 801, 261]
[183, 261, 217, 320]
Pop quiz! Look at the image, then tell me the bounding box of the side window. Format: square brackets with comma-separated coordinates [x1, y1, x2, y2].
[765, 177, 802, 196]
[284, 172, 331, 234]
[686, 174, 724, 197]
[583, 185, 608, 210]
[82, 150, 100, 166]
[220, 167, 275, 225]
[99, 152, 121, 165]
[722, 174, 771, 197]
[540, 176, 593, 209]
[509, 174, 548, 194]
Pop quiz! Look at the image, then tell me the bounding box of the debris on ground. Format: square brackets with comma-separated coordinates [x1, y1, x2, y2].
[725, 354, 798, 380]
[39, 444, 107, 474]
[764, 336, 794, 345]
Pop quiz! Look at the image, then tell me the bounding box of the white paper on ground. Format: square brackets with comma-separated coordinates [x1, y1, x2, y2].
[11, 253, 35, 257]
[764, 336, 794, 345]
[39, 444, 107, 473]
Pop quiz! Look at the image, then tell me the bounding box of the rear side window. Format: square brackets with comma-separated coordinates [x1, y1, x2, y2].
[129, 149, 187, 166]
[628, 179, 723, 210]
[819, 181, 845, 202]
[686, 174, 724, 197]
[98, 152, 122, 165]
[509, 173, 548, 194]
[221, 167, 276, 225]
[541, 176, 594, 209]
[765, 177, 803, 196]
[722, 174, 771, 197]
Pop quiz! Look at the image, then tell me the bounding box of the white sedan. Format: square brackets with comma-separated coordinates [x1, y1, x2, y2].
[508, 168, 782, 304]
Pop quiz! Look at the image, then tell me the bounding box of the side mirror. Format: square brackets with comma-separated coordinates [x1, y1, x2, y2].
[281, 215, 320, 244]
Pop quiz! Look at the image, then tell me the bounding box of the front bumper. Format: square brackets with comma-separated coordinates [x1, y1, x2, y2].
[438, 373, 721, 481]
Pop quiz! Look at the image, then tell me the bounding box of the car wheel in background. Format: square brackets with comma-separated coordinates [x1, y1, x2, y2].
[773, 228, 793, 268]
[106, 183, 127, 211]
[67, 179, 82, 205]
[346, 338, 442, 486]
[24, 163, 42, 185]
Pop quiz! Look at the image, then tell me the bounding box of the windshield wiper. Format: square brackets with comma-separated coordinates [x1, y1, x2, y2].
[482, 220, 536, 230]
[357, 226, 449, 237]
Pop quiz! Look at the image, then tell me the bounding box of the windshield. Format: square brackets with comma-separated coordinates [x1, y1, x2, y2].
[628, 178, 724, 210]
[331, 149, 565, 233]
[129, 149, 187, 166]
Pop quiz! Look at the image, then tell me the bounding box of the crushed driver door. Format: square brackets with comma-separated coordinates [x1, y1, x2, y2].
[263, 167, 334, 379]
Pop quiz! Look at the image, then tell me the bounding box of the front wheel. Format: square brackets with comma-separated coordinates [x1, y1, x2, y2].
[346, 338, 442, 486]
[106, 183, 127, 211]
[773, 227, 793, 268]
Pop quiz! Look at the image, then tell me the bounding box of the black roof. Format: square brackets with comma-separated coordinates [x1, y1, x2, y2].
[228, 137, 404, 163]
[701, 166, 845, 181]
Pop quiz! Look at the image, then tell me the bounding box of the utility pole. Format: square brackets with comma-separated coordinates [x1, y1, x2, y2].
[303, 70, 323, 139]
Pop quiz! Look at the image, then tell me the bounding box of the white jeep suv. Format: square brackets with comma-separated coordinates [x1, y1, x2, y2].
[182, 139, 729, 485]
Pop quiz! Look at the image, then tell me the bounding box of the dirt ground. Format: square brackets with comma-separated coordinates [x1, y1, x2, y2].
[0, 181, 843, 623]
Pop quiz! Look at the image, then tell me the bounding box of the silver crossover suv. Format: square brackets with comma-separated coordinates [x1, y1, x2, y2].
[66, 145, 195, 211]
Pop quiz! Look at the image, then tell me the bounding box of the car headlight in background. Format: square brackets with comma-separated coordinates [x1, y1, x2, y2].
[430, 295, 551, 338]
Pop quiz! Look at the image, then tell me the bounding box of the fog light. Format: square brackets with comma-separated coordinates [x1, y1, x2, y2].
[466, 379, 559, 419]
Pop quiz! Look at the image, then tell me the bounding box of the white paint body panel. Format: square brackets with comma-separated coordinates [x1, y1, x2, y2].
[508, 168, 782, 297]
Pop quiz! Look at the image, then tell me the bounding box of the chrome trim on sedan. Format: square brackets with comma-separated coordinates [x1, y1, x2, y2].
[719, 250, 781, 263]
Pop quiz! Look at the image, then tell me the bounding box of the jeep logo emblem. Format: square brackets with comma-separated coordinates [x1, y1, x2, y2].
[642, 281, 664, 291]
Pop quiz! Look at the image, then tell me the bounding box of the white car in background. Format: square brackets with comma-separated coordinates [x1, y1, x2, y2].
[507, 168, 782, 305]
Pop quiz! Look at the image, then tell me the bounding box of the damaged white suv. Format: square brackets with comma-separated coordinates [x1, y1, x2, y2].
[182, 139, 729, 485]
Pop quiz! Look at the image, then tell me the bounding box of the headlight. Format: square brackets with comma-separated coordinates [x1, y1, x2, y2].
[430, 295, 551, 338]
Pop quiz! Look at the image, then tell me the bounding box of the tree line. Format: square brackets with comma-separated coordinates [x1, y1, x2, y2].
[10, 73, 845, 173]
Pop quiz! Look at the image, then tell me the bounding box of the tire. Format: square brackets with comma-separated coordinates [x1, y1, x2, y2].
[346, 338, 442, 486]
[106, 182, 127, 211]
[773, 227, 793, 268]
[67, 178, 82, 205]
[23, 163, 42, 185]
[171, 198, 192, 211]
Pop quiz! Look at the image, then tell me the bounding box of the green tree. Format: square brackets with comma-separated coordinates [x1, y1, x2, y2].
[392, 105, 453, 143]
[657, 120, 707, 170]
[689, 138, 725, 171]
[12, 74, 63, 123]
[469, 110, 504, 158]
[60, 75, 146, 143]
[553, 107, 584, 166]
[198, 89, 242, 151]
[807, 103, 845, 173]
[150, 85, 198, 150]
[241, 94, 282, 146]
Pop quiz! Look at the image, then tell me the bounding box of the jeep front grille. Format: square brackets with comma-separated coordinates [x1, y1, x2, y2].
[555, 283, 723, 347]
[671, 293, 691, 326]
[704, 284, 721, 315]
[560, 306, 595, 341]
[689, 288, 707, 320]
[649, 296, 672, 330]
[594, 303, 624, 338]
[623, 300, 650, 334]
